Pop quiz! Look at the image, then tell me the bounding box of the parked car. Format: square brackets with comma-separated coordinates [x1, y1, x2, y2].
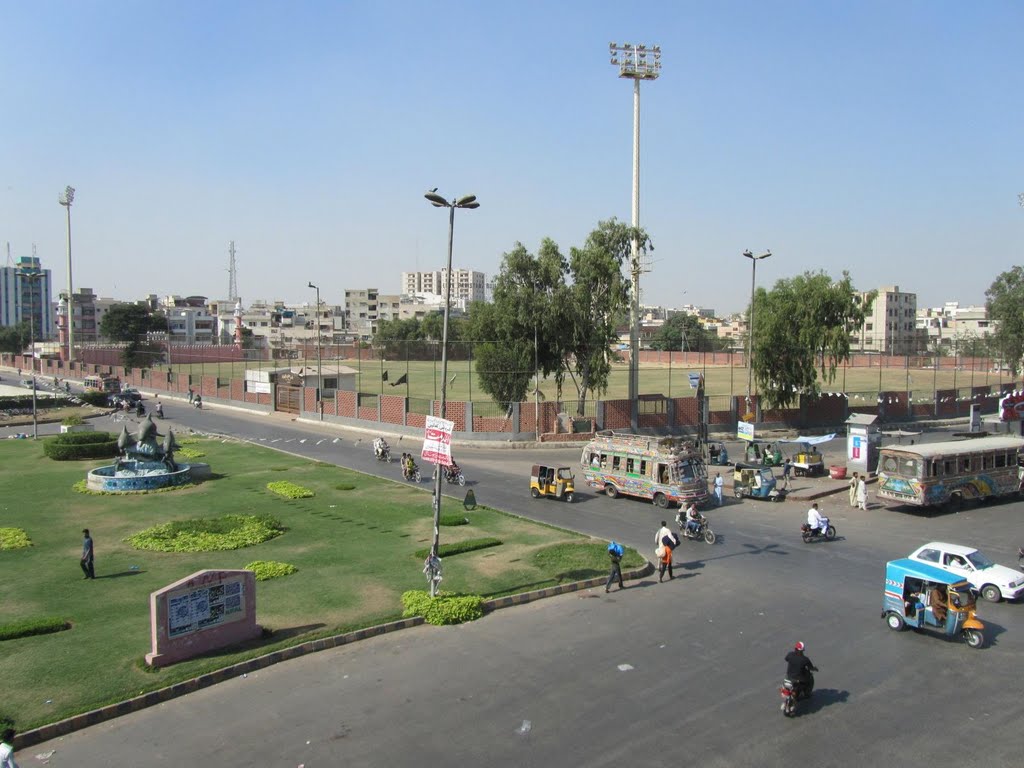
[908, 541, 1024, 603]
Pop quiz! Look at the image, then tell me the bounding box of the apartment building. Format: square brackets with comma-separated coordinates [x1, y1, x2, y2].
[401, 269, 485, 306]
[852, 285, 918, 355]
[0, 255, 54, 339]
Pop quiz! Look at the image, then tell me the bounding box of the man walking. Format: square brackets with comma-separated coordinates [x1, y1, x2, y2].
[188, 386, 194, 404]
[714, 472, 724, 506]
[605, 541, 625, 593]
[856, 474, 868, 511]
[1, 727, 20, 768]
[848, 472, 859, 507]
[80, 528, 95, 580]
[782, 458, 792, 491]
[655, 522, 677, 582]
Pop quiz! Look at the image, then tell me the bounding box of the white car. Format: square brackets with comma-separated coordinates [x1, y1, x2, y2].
[908, 542, 1024, 603]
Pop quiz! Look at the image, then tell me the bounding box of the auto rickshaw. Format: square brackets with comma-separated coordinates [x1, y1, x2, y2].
[707, 442, 730, 466]
[732, 463, 785, 501]
[744, 441, 783, 467]
[881, 559, 984, 649]
[530, 464, 575, 502]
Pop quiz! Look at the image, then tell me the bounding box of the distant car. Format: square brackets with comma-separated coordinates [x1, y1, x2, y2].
[908, 542, 1024, 603]
[21, 379, 34, 388]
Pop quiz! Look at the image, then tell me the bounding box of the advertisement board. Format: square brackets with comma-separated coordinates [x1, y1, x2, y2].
[737, 421, 755, 442]
[421, 415, 455, 466]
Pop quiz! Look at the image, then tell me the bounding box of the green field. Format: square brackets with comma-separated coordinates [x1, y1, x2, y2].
[147, 355, 1016, 406]
[0, 438, 641, 731]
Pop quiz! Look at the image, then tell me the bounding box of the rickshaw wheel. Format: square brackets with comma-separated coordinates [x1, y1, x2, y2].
[605, 484, 619, 499]
[564, 492, 574, 503]
[885, 612, 905, 631]
[530, 488, 540, 499]
[734, 489, 743, 498]
[964, 630, 984, 649]
[653, 493, 669, 509]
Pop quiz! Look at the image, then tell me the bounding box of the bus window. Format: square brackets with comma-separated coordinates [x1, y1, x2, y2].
[983, 454, 994, 470]
[995, 452, 1006, 468]
[658, 464, 669, 483]
[639, 460, 648, 477]
[960, 457, 971, 473]
[901, 458, 920, 477]
[944, 460, 955, 476]
[881, 455, 899, 473]
[600, 453, 608, 468]
[625, 458, 635, 474]
[612, 456, 621, 471]
[678, 462, 695, 481]
[929, 460, 939, 477]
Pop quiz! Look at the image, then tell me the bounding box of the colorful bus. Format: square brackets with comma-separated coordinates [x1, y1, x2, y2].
[83, 374, 121, 393]
[580, 432, 710, 508]
[876, 436, 1024, 510]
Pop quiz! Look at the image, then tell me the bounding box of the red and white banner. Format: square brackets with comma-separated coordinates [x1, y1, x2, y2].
[421, 416, 454, 466]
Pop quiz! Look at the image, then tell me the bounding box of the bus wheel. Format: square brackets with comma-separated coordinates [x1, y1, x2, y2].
[944, 494, 962, 513]
[653, 493, 669, 509]
[605, 484, 619, 499]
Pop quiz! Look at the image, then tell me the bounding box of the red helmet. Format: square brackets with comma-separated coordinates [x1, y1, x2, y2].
[795, 641, 805, 651]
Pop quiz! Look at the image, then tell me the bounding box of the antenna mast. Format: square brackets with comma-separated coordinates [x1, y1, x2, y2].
[227, 241, 239, 303]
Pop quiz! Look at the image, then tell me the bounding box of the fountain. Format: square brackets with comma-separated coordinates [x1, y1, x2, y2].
[87, 416, 209, 492]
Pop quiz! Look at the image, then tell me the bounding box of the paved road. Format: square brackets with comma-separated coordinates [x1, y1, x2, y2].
[15, 390, 1024, 767]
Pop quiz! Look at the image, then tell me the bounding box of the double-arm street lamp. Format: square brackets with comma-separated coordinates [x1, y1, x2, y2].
[307, 282, 324, 421]
[424, 190, 479, 589]
[58, 186, 75, 363]
[743, 249, 772, 405]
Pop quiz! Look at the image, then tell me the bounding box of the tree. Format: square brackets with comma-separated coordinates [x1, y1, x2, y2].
[100, 303, 165, 368]
[649, 313, 726, 352]
[751, 271, 874, 408]
[560, 219, 649, 411]
[467, 239, 567, 404]
[985, 266, 1024, 374]
[0, 323, 30, 356]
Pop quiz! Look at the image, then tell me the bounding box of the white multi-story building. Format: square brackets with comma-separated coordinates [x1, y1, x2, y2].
[917, 303, 993, 351]
[401, 269, 485, 306]
[0, 255, 54, 339]
[852, 285, 918, 355]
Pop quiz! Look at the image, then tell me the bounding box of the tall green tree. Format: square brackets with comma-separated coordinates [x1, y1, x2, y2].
[0, 323, 30, 356]
[468, 238, 568, 404]
[751, 271, 874, 408]
[100, 304, 165, 368]
[562, 219, 650, 410]
[985, 266, 1024, 374]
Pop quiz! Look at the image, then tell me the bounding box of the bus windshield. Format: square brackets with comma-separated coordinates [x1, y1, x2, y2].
[881, 454, 920, 478]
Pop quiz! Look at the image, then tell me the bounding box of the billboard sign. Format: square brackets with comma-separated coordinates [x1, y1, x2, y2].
[421, 415, 455, 466]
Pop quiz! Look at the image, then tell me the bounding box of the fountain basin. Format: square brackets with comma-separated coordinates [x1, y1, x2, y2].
[87, 462, 206, 492]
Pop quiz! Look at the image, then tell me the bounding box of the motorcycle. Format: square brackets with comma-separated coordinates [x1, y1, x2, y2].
[800, 517, 836, 543]
[779, 669, 817, 717]
[676, 513, 716, 544]
[373, 441, 392, 463]
[1018, 547, 1023, 570]
[403, 465, 422, 483]
[155, 404, 164, 419]
[444, 465, 466, 486]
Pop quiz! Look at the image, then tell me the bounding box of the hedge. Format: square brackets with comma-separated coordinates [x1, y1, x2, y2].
[244, 560, 298, 581]
[43, 432, 119, 461]
[0, 395, 71, 411]
[126, 514, 285, 553]
[77, 390, 111, 407]
[413, 537, 502, 560]
[0, 528, 32, 550]
[401, 590, 485, 626]
[266, 481, 314, 499]
[0, 617, 71, 642]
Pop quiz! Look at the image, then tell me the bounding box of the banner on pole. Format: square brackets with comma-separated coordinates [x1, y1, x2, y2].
[421, 415, 455, 466]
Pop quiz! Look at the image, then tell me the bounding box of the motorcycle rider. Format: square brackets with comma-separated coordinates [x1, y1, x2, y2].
[677, 502, 702, 538]
[154, 401, 164, 418]
[404, 453, 417, 480]
[806, 502, 827, 536]
[784, 641, 818, 699]
[373, 437, 390, 460]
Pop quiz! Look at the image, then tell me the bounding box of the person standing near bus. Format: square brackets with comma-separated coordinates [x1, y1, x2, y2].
[856, 475, 868, 510]
[848, 472, 859, 507]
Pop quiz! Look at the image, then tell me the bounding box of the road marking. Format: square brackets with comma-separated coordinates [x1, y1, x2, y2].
[617, 664, 634, 672]
[316, 439, 325, 445]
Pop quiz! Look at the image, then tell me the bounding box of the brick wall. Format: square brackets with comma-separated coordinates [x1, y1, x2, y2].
[604, 399, 631, 430]
[381, 395, 405, 425]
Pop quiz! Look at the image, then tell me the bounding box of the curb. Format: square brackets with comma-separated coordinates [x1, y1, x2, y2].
[12, 561, 655, 750]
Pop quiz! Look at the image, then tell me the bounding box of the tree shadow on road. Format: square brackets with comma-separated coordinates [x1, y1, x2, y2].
[678, 542, 790, 570]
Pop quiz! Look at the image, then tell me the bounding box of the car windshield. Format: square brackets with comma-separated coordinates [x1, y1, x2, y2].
[966, 551, 994, 570]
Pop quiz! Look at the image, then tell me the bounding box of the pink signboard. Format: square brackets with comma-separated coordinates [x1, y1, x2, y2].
[421, 415, 454, 467]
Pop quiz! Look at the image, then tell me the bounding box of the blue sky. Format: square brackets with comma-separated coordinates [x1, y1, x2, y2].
[1, 1, 1021, 315]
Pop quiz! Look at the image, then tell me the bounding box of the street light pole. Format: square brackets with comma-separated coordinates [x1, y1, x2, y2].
[58, 186, 75, 363]
[424, 190, 479, 593]
[610, 42, 660, 432]
[21, 269, 41, 440]
[308, 282, 323, 421]
[743, 249, 772, 405]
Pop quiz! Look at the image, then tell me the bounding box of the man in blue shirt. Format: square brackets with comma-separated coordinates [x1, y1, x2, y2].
[81, 528, 95, 580]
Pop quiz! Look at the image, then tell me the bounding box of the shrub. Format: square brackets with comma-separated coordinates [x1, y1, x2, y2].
[78, 390, 110, 407]
[244, 560, 298, 581]
[266, 481, 314, 499]
[439, 514, 469, 526]
[126, 514, 285, 553]
[401, 590, 485, 626]
[176, 447, 206, 459]
[43, 432, 118, 461]
[413, 537, 502, 559]
[334, 483, 356, 491]
[61, 414, 85, 426]
[0, 528, 32, 550]
[0, 617, 70, 641]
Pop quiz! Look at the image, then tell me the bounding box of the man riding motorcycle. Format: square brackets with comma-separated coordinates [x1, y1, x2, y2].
[676, 503, 702, 538]
[784, 641, 818, 699]
[806, 503, 827, 536]
[373, 437, 390, 461]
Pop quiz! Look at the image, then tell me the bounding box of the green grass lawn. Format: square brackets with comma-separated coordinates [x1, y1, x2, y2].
[144, 357, 1014, 405]
[0, 438, 642, 731]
